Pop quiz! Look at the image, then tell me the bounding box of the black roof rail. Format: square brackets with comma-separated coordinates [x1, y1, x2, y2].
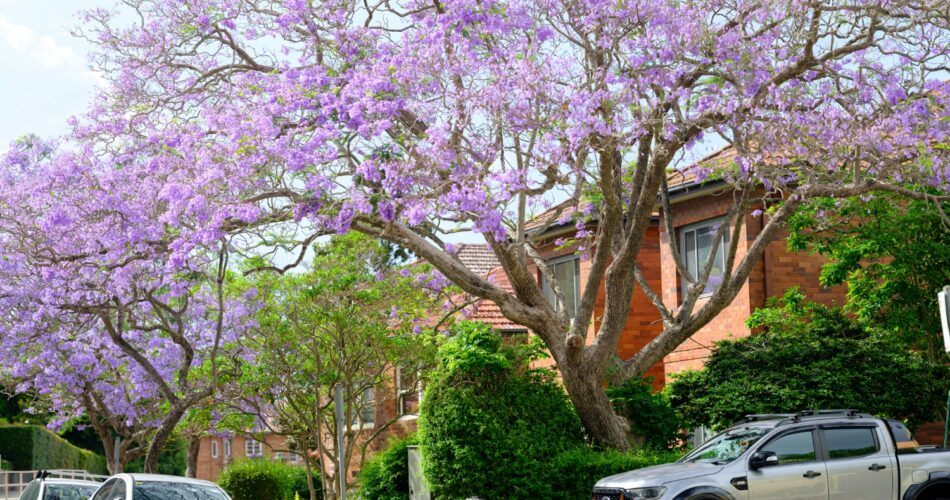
[775, 409, 871, 426]
[731, 413, 796, 426]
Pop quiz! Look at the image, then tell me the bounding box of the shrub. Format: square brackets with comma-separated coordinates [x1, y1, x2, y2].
[668, 289, 950, 430]
[546, 447, 681, 498]
[0, 425, 107, 473]
[358, 434, 417, 500]
[418, 321, 584, 499]
[219, 459, 318, 500]
[606, 377, 685, 450]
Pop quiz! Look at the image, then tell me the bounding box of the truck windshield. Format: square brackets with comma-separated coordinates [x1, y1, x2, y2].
[681, 426, 770, 464]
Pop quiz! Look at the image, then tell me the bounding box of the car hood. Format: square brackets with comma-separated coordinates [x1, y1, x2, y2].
[594, 462, 724, 489]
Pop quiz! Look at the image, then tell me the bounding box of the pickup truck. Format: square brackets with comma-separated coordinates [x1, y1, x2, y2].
[593, 410, 950, 500]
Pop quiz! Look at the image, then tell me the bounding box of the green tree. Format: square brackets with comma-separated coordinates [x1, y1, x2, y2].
[668, 289, 950, 431]
[788, 195, 950, 361]
[418, 321, 584, 499]
[232, 233, 445, 500]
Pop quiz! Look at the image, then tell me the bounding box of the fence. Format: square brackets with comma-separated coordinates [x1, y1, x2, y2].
[0, 470, 108, 499]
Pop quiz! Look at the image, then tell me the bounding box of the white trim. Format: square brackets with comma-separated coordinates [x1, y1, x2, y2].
[541, 254, 581, 319]
[210, 439, 219, 459]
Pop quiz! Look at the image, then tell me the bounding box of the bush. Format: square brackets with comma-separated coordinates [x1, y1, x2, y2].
[606, 377, 685, 450]
[546, 447, 681, 498]
[358, 434, 417, 500]
[0, 425, 107, 473]
[219, 459, 317, 500]
[418, 321, 585, 499]
[668, 289, 950, 431]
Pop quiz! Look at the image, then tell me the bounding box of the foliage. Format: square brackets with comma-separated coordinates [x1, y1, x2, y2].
[667, 289, 950, 431]
[0, 425, 107, 473]
[232, 233, 445, 498]
[218, 459, 315, 500]
[606, 377, 686, 450]
[0, 0, 948, 453]
[418, 322, 584, 499]
[545, 447, 682, 498]
[788, 195, 950, 360]
[357, 434, 417, 500]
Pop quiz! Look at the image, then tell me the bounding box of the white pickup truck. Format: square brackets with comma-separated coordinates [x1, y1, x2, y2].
[593, 410, 950, 500]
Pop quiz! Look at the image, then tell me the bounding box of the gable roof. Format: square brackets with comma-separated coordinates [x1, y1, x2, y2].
[454, 243, 499, 277]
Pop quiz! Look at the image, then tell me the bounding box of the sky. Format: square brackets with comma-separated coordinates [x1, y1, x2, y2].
[0, 0, 104, 146]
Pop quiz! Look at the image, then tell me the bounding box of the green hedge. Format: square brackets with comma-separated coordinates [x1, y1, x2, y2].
[358, 435, 417, 500]
[545, 447, 681, 498]
[218, 459, 317, 500]
[0, 425, 107, 473]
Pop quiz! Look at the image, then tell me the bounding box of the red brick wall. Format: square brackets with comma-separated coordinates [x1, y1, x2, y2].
[660, 190, 847, 377]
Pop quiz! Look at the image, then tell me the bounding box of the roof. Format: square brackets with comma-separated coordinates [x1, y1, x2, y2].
[453, 244, 499, 276]
[466, 266, 527, 332]
[525, 146, 739, 236]
[120, 474, 220, 487]
[41, 479, 101, 486]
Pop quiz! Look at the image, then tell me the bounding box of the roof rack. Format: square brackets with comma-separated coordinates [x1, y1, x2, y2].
[730, 413, 796, 427]
[775, 409, 871, 426]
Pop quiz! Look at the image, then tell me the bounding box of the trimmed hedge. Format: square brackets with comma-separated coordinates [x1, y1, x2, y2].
[357, 434, 417, 500]
[218, 459, 317, 500]
[546, 447, 681, 498]
[0, 425, 107, 473]
[419, 322, 585, 499]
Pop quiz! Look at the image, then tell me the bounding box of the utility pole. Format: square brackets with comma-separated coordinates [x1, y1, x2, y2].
[334, 385, 346, 500]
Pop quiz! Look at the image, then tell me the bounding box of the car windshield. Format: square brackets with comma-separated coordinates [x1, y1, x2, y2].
[132, 481, 229, 500]
[681, 426, 770, 464]
[44, 484, 99, 500]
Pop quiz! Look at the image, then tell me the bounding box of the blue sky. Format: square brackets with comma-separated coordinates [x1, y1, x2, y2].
[0, 0, 103, 146]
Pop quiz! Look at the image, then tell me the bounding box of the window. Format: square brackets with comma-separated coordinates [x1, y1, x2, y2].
[224, 440, 232, 457]
[19, 481, 40, 500]
[542, 256, 580, 319]
[109, 479, 127, 500]
[759, 430, 817, 465]
[211, 439, 219, 459]
[679, 219, 730, 296]
[824, 427, 879, 459]
[246, 439, 263, 458]
[91, 479, 118, 500]
[360, 387, 376, 425]
[397, 366, 423, 416]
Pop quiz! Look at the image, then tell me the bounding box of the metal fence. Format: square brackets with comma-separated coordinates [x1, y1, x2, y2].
[0, 470, 108, 500]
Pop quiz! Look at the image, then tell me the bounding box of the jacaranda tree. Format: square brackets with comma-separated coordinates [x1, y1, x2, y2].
[2, 0, 950, 450]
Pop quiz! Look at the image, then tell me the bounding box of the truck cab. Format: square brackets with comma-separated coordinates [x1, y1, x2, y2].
[593, 410, 950, 500]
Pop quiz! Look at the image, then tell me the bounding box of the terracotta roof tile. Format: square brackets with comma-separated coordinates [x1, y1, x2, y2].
[453, 244, 499, 277]
[466, 266, 527, 332]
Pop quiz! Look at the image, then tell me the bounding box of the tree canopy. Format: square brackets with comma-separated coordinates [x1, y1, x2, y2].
[0, 0, 949, 449]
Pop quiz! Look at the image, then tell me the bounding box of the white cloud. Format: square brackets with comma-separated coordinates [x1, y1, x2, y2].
[0, 13, 82, 69]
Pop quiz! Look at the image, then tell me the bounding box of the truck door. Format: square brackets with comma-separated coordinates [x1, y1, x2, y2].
[820, 425, 894, 500]
[747, 427, 830, 499]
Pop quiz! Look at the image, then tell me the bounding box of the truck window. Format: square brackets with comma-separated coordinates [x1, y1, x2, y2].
[825, 427, 878, 459]
[759, 430, 817, 464]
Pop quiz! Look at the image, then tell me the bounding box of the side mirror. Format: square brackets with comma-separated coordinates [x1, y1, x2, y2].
[749, 451, 779, 470]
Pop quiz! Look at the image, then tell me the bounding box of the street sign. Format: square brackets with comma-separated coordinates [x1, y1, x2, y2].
[940, 286, 950, 352]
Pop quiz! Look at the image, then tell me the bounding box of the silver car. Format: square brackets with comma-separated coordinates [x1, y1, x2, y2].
[18, 478, 101, 500]
[593, 410, 950, 500]
[89, 474, 230, 500]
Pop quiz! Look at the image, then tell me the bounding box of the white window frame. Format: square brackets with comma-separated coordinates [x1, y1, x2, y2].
[678, 217, 730, 298]
[541, 255, 581, 319]
[245, 439, 263, 458]
[224, 440, 232, 457]
[211, 439, 219, 459]
[396, 366, 424, 417]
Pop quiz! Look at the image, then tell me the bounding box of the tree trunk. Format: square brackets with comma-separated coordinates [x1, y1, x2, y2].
[185, 437, 201, 478]
[559, 361, 631, 450]
[144, 404, 187, 473]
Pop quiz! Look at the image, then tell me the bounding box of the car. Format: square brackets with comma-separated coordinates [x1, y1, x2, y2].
[88, 474, 230, 500]
[18, 476, 101, 500]
[593, 409, 950, 500]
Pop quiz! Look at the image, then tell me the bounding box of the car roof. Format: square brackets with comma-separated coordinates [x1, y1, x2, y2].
[42, 479, 102, 486]
[118, 474, 220, 487]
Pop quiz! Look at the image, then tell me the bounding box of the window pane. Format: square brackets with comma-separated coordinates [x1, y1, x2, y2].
[685, 230, 696, 279]
[826, 428, 878, 459]
[361, 388, 376, 424]
[543, 257, 579, 319]
[761, 431, 816, 464]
